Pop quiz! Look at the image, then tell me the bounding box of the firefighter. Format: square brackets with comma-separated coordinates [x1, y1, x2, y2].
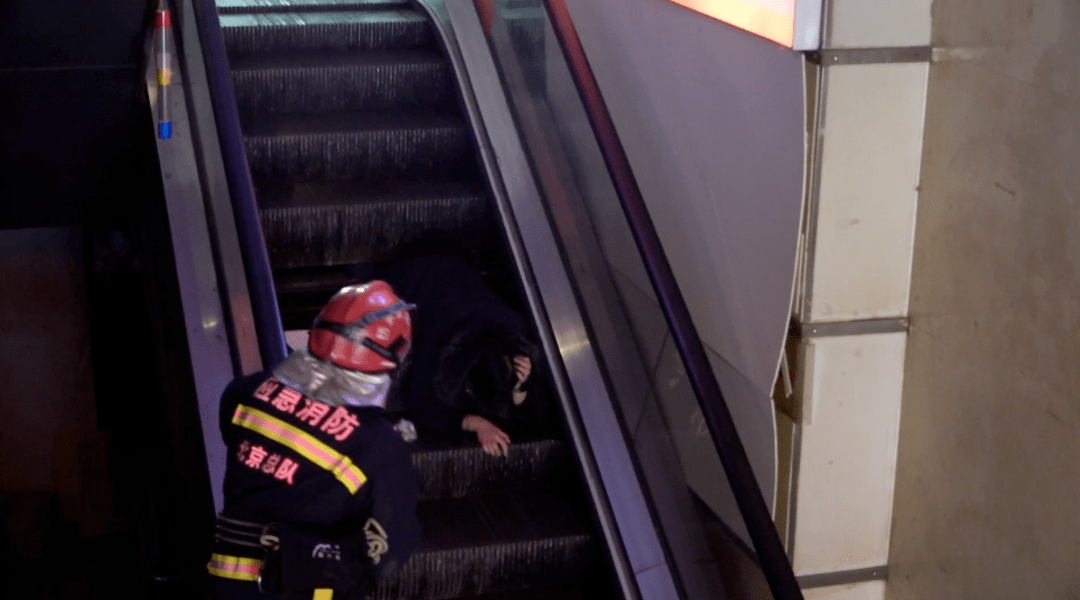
[207, 281, 421, 600]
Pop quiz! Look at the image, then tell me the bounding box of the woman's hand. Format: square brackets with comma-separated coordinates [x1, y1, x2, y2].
[462, 414, 510, 457]
[512, 356, 531, 405]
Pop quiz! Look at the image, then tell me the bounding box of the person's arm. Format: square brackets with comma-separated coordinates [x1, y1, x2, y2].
[362, 432, 422, 581]
[458, 357, 529, 457]
[511, 355, 531, 406]
[218, 375, 254, 447]
[462, 414, 510, 457]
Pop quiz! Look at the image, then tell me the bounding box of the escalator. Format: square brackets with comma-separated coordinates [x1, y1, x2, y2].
[153, 0, 805, 598]
[217, 1, 617, 598]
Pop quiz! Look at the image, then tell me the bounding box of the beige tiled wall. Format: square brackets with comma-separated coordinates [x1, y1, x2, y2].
[789, 3, 931, 598]
[826, 0, 931, 48]
[807, 63, 928, 322]
[793, 333, 906, 574]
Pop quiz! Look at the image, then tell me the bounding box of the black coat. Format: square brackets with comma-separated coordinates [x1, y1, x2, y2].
[349, 255, 540, 436]
[211, 370, 420, 598]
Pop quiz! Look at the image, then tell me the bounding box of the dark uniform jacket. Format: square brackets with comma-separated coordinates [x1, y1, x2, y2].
[208, 370, 420, 598]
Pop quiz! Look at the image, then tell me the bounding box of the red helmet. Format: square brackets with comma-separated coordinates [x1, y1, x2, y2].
[308, 281, 414, 373]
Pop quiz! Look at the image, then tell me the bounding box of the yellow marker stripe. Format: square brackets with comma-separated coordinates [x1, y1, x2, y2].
[232, 404, 367, 494]
[314, 589, 334, 600]
[207, 553, 262, 582]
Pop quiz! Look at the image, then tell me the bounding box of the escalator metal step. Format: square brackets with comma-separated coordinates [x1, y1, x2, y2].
[467, 587, 620, 600]
[378, 535, 595, 600]
[232, 49, 453, 117]
[220, 9, 431, 56]
[378, 493, 599, 600]
[273, 265, 361, 295]
[412, 439, 569, 502]
[218, 0, 410, 15]
[257, 180, 492, 268]
[243, 111, 472, 181]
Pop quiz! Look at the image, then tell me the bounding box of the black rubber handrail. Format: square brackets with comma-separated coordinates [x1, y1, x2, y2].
[540, 2, 804, 598]
[191, 0, 288, 368]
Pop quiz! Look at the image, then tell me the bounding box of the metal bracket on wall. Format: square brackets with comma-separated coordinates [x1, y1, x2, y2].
[797, 565, 889, 589]
[773, 316, 909, 424]
[799, 317, 909, 338]
[806, 46, 932, 66]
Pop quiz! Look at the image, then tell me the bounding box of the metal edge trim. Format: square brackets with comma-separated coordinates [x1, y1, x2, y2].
[797, 62, 828, 322]
[819, 0, 832, 50]
[785, 414, 802, 558]
[175, 0, 264, 377]
[146, 4, 238, 513]
[797, 565, 888, 589]
[806, 46, 932, 65]
[791, 0, 823, 51]
[191, 0, 289, 367]
[799, 318, 909, 338]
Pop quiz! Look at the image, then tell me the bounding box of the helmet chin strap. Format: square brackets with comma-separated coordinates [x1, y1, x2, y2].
[361, 336, 409, 368]
[311, 301, 414, 369]
[311, 301, 415, 343]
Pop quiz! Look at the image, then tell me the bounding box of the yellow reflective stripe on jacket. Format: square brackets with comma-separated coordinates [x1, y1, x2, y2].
[232, 404, 368, 494]
[207, 553, 262, 582]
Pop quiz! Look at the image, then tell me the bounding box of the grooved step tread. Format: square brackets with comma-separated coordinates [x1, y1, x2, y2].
[411, 439, 568, 502]
[379, 533, 595, 600]
[415, 492, 591, 551]
[230, 47, 445, 71]
[256, 178, 492, 269]
[220, 9, 425, 30]
[469, 588, 618, 600]
[242, 109, 463, 137]
[220, 9, 432, 56]
[256, 179, 482, 209]
[373, 492, 599, 600]
[273, 266, 363, 295]
[231, 49, 453, 116]
[468, 589, 618, 600]
[218, 0, 409, 14]
[501, 6, 546, 20]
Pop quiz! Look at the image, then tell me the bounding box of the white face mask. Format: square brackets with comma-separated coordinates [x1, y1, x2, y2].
[273, 347, 393, 410]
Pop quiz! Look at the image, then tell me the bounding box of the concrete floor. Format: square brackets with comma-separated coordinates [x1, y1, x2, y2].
[887, 0, 1080, 598]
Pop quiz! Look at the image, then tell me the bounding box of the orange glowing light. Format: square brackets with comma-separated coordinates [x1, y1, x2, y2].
[664, 0, 795, 47]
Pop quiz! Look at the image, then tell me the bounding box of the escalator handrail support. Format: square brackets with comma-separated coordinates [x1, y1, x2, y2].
[191, 0, 288, 369]
[539, 2, 805, 598]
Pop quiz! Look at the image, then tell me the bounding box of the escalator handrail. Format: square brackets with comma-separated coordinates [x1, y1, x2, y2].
[191, 0, 288, 368]
[539, 2, 804, 598]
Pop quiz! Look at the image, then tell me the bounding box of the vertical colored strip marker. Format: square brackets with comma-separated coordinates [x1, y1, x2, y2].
[155, 4, 173, 139]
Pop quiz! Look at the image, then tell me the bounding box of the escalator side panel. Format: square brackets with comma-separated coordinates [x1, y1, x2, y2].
[148, 1, 247, 512]
[434, 2, 681, 598]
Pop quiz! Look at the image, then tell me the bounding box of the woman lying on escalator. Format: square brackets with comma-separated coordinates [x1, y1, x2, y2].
[347, 254, 544, 457]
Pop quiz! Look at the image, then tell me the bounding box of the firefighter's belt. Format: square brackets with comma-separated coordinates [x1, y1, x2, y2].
[208, 514, 277, 582]
[213, 513, 280, 550]
[207, 553, 263, 582]
[211, 514, 364, 599]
